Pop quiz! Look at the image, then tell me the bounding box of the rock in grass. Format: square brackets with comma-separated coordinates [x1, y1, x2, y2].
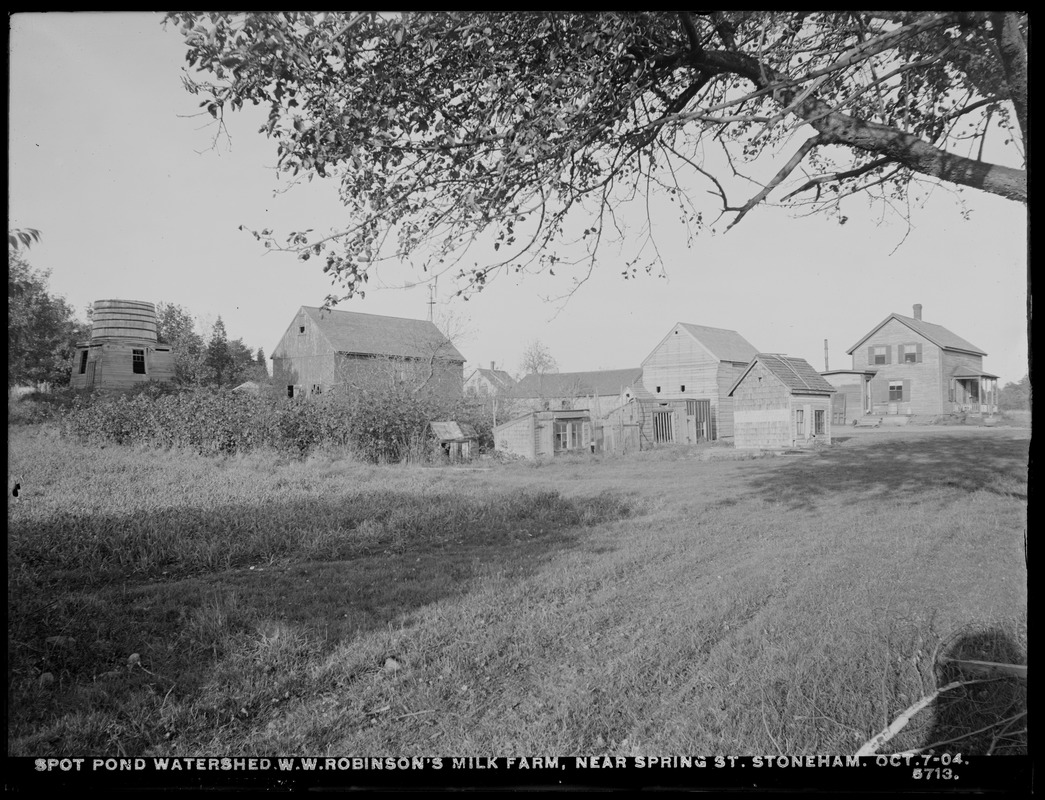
[127, 653, 141, 667]
[46, 636, 76, 648]
[384, 657, 401, 673]
[38, 672, 55, 689]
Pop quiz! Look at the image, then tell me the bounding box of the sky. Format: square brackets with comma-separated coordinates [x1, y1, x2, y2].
[8, 12, 1029, 385]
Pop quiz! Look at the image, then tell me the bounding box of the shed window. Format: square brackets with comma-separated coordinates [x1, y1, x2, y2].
[132, 349, 146, 374]
[79, 350, 89, 374]
[889, 381, 903, 401]
[553, 420, 582, 452]
[814, 409, 825, 435]
[796, 409, 805, 436]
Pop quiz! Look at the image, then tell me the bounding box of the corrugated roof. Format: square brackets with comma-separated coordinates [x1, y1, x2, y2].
[847, 313, 986, 356]
[300, 306, 465, 361]
[514, 367, 643, 398]
[735, 354, 837, 395]
[675, 323, 758, 363]
[430, 421, 478, 441]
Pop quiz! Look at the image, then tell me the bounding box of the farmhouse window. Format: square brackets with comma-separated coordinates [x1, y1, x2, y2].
[795, 409, 805, 436]
[871, 345, 889, 365]
[889, 381, 903, 402]
[814, 409, 825, 435]
[132, 349, 146, 375]
[79, 350, 88, 374]
[900, 343, 923, 363]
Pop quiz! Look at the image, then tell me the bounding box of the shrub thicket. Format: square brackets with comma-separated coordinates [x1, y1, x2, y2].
[55, 384, 498, 462]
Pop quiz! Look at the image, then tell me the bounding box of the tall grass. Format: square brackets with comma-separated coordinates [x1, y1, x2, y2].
[7, 424, 1027, 758]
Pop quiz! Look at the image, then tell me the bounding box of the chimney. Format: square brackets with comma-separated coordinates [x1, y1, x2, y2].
[913, 304, 923, 320]
[490, 361, 496, 371]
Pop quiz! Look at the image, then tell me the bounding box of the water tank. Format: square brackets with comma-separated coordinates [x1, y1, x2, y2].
[91, 299, 158, 343]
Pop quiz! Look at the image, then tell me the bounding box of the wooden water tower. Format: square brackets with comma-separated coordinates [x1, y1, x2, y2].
[70, 300, 175, 390]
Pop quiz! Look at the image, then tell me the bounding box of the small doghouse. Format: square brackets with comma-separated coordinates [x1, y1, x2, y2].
[430, 421, 479, 461]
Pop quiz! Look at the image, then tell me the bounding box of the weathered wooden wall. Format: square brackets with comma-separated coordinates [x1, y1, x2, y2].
[854, 318, 954, 416]
[70, 343, 175, 390]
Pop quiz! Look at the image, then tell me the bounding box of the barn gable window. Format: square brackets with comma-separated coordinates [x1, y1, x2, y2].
[79, 350, 89, 374]
[132, 349, 146, 375]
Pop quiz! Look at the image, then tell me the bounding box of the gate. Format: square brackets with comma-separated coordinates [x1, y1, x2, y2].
[653, 411, 674, 444]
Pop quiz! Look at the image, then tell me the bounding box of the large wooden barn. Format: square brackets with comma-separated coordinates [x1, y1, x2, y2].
[271, 306, 465, 398]
[729, 354, 836, 450]
[845, 304, 998, 417]
[636, 322, 758, 440]
[70, 299, 175, 390]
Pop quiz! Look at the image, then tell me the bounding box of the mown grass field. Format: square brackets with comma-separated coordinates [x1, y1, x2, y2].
[8, 423, 1028, 758]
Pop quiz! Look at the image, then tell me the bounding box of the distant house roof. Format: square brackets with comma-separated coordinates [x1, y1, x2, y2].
[646, 322, 758, 365]
[846, 313, 986, 356]
[514, 367, 643, 398]
[729, 354, 837, 397]
[295, 306, 465, 361]
[467, 367, 516, 391]
[430, 421, 478, 441]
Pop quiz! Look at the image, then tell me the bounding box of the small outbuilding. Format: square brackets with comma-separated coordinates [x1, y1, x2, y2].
[70, 299, 175, 391]
[728, 354, 837, 450]
[430, 421, 479, 462]
[493, 409, 592, 460]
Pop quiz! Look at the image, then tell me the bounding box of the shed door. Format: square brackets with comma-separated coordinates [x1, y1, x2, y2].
[686, 400, 711, 442]
[85, 361, 96, 389]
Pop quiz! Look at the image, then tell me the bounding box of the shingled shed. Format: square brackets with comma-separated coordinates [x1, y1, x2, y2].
[430, 421, 479, 461]
[728, 354, 836, 450]
[494, 409, 592, 460]
[70, 299, 175, 390]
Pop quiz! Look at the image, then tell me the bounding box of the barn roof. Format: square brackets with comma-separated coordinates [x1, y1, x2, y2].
[297, 306, 465, 361]
[729, 354, 837, 397]
[646, 323, 758, 365]
[514, 367, 643, 398]
[846, 313, 986, 356]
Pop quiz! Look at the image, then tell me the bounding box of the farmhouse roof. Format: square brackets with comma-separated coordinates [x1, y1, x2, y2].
[950, 367, 999, 380]
[846, 313, 986, 356]
[297, 306, 465, 361]
[729, 354, 837, 397]
[514, 367, 643, 398]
